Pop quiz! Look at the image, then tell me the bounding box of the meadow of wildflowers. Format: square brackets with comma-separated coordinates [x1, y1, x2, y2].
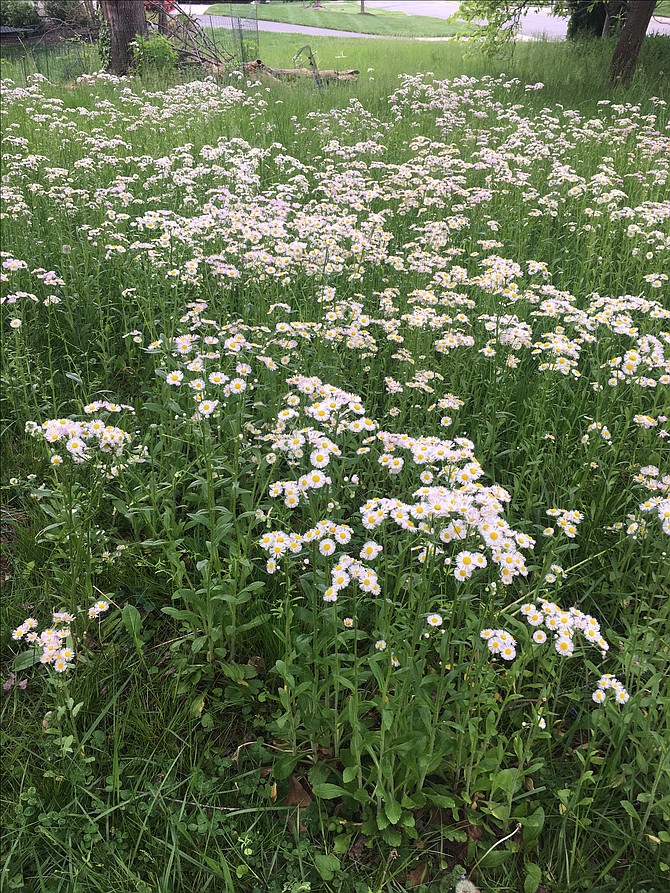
[1, 45, 669, 893]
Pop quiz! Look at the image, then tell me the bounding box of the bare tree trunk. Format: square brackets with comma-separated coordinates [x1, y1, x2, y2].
[602, 0, 627, 37]
[360, 0, 366, 12]
[609, 0, 655, 83]
[100, 0, 147, 74]
[83, 0, 97, 25]
[158, 4, 168, 35]
[602, 0, 613, 37]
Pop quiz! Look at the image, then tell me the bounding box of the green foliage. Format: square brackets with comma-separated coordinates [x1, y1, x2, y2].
[130, 33, 179, 75]
[452, 0, 538, 52]
[454, 1, 631, 55]
[0, 0, 41, 29]
[97, 14, 110, 70]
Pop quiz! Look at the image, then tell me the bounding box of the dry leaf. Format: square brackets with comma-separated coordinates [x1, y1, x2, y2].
[285, 774, 312, 809]
[406, 863, 429, 888]
[285, 773, 312, 832]
[466, 822, 484, 841]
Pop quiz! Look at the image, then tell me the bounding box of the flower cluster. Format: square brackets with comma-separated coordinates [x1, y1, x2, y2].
[632, 465, 670, 536]
[25, 415, 147, 473]
[12, 602, 109, 673]
[592, 674, 629, 706]
[521, 599, 609, 657]
[259, 377, 532, 590]
[480, 628, 518, 661]
[545, 508, 584, 539]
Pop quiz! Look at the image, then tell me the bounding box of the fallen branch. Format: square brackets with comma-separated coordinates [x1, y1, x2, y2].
[242, 59, 358, 83]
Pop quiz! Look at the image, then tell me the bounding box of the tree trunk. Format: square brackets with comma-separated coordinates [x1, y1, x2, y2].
[602, 0, 627, 37]
[158, 4, 168, 35]
[609, 0, 655, 83]
[360, 0, 366, 12]
[100, 0, 147, 75]
[567, 1, 607, 40]
[82, 0, 97, 25]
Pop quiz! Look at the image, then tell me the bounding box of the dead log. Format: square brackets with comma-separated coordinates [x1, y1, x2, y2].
[243, 59, 358, 83]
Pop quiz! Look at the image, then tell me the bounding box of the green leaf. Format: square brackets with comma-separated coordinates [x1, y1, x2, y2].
[488, 802, 511, 822]
[311, 783, 347, 800]
[381, 826, 402, 846]
[425, 790, 457, 809]
[191, 636, 208, 654]
[219, 661, 257, 681]
[522, 806, 545, 847]
[162, 606, 199, 623]
[524, 863, 542, 893]
[376, 810, 389, 831]
[122, 604, 142, 640]
[478, 849, 512, 868]
[620, 800, 638, 821]
[492, 768, 522, 796]
[272, 753, 299, 781]
[333, 834, 351, 855]
[342, 766, 358, 784]
[314, 853, 340, 881]
[384, 798, 402, 825]
[12, 649, 41, 672]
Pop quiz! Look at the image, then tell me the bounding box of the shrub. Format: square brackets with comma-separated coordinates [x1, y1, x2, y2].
[0, 1, 41, 29]
[130, 34, 179, 75]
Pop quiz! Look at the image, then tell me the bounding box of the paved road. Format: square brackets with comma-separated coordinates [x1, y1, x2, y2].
[367, 0, 568, 38]
[184, 2, 670, 39]
[367, 1, 670, 37]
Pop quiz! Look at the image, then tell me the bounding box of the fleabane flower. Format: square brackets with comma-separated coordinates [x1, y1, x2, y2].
[360, 541, 382, 560]
[197, 399, 219, 418]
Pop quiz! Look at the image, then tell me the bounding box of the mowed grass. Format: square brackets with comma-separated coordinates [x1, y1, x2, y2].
[1, 32, 670, 893]
[205, 0, 470, 36]
[245, 30, 670, 102]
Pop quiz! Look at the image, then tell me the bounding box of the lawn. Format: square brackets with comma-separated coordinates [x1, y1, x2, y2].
[204, 0, 470, 36]
[1, 31, 670, 893]
[656, 0, 670, 17]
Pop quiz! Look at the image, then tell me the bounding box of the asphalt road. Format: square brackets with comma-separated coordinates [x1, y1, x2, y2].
[184, 2, 670, 39]
[367, 0, 570, 38]
[367, 1, 670, 36]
